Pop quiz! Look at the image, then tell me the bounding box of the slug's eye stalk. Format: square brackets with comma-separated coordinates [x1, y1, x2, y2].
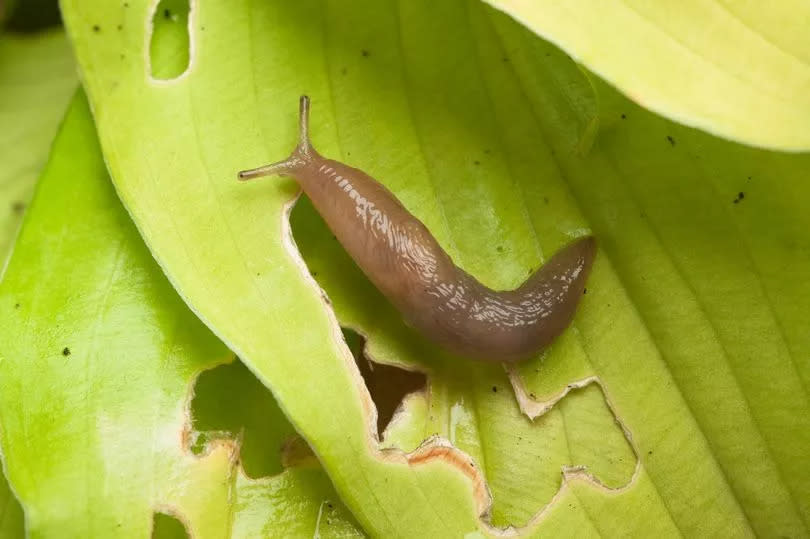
[297, 95, 311, 153]
[237, 95, 314, 181]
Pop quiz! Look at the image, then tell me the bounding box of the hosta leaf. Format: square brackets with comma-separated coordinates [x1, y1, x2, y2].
[0, 92, 362, 537]
[60, 0, 809, 536]
[0, 29, 75, 265]
[485, 0, 810, 152]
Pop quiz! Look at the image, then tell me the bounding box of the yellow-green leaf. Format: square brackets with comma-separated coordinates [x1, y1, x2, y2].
[486, 0, 810, 152]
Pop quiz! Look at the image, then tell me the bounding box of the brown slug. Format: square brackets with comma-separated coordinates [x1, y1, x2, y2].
[239, 96, 596, 362]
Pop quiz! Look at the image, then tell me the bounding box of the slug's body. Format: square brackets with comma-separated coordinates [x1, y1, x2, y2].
[239, 96, 596, 362]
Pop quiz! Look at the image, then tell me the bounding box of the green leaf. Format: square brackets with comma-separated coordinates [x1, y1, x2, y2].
[485, 0, 810, 152]
[0, 28, 76, 539]
[60, 0, 809, 536]
[0, 91, 362, 537]
[0, 29, 76, 266]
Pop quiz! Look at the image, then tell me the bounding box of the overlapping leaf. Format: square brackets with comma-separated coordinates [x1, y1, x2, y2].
[0, 92, 362, 537]
[0, 29, 75, 264]
[485, 0, 810, 152]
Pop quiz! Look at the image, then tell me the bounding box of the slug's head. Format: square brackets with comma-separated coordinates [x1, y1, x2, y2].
[237, 95, 316, 181]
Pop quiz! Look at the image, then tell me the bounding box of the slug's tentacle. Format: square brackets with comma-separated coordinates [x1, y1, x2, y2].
[238, 95, 315, 180]
[238, 96, 596, 362]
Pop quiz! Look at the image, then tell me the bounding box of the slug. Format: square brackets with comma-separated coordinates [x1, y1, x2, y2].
[239, 96, 596, 362]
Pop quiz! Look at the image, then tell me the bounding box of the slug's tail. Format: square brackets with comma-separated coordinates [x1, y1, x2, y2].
[519, 234, 596, 311]
[522, 236, 596, 292]
[238, 95, 315, 181]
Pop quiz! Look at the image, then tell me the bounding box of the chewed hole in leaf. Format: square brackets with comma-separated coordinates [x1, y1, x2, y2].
[151, 510, 189, 539]
[483, 382, 637, 528]
[342, 328, 426, 437]
[189, 359, 296, 478]
[289, 196, 432, 435]
[149, 0, 191, 80]
[279, 434, 319, 469]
